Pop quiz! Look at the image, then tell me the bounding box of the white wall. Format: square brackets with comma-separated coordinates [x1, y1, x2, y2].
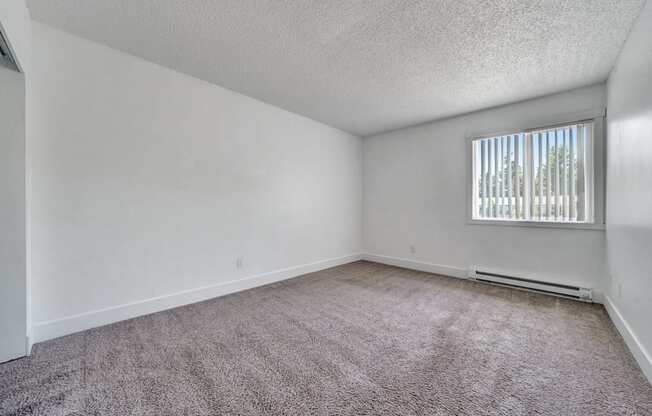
[363, 84, 607, 291]
[29, 22, 362, 340]
[605, 0, 652, 382]
[0, 0, 30, 361]
[0, 64, 27, 362]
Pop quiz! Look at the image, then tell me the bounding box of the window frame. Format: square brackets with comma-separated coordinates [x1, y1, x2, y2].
[465, 108, 606, 230]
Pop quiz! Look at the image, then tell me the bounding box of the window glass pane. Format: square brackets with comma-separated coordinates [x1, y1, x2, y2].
[472, 121, 594, 223]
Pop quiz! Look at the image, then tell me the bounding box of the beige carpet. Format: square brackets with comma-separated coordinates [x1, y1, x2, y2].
[1, 261, 651, 415]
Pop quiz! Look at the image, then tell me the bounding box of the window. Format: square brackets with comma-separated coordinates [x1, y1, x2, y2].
[468, 118, 604, 228]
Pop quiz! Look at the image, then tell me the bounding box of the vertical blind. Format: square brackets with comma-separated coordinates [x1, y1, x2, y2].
[472, 121, 594, 223]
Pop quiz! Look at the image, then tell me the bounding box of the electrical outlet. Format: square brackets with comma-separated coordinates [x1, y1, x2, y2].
[236, 257, 243, 269]
[410, 245, 416, 254]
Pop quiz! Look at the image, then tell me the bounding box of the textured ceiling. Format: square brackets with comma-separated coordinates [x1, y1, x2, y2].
[27, 0, 645, 136]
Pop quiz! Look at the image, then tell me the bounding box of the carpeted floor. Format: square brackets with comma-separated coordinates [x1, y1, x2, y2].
[1, 261, 651, 415]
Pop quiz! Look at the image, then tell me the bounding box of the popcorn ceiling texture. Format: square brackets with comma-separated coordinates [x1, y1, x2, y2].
[1, 261, 651, 415]
[26, 0, 645, 136]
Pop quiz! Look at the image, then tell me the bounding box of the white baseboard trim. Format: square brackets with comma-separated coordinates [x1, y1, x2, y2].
[32, 253, 363, 344]
[25, 335, 32, 356]
[604, 295, 652, 384]
[361, 253, 468, 279]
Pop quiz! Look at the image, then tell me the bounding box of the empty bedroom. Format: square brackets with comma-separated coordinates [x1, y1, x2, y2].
[1, 0, 651, 414]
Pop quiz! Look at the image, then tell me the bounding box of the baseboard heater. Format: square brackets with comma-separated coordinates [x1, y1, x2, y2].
[468, 269, 593, 302]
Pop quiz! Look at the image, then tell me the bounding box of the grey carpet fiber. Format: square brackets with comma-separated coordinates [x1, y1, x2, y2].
[1, 261, 651, 415]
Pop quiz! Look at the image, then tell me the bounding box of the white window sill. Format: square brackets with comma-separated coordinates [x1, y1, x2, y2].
[467, 218, 605, 230]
